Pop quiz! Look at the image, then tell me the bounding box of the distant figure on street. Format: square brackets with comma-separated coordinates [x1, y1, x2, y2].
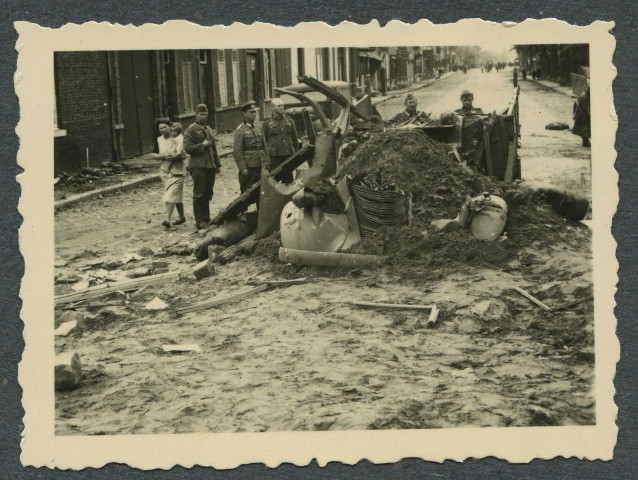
[183, 104, 222, 230]
[455, 90, 484, 116]
[262, 98, 298, 183]
[151, 119, 187, 229]
[521, 67, 527, 80]
[233, 101, 269, 207]
[388, 93, 430, 126]
[572, 86, 591, 147]
[513, 67, 518, 87]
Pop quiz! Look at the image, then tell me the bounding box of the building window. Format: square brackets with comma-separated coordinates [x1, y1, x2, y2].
[316, 49, 324, 81]
[264, 49, 274, 99]
[53, 75, 66, 137]
[231, 50, 240, 105]
[217, 50, 228, 107]
[163, 50, 170, 64]
[180, 51, 195, 113]
[199, 49, 208, 64]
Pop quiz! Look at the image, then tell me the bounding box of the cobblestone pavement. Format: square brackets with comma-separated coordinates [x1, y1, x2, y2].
[54, 155, 242, 263]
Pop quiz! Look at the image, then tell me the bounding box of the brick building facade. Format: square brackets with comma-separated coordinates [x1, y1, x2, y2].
[54, 46, 455, 174]
[54, 48, 295, 174]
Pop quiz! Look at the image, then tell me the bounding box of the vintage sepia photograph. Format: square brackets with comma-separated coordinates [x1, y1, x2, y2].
[17, 20, 617, 468]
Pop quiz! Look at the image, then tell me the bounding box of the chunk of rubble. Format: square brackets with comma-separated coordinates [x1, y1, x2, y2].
[151, 261, 169, 275]
[137, 246, 155, 257]
[55, 352, 82, 391]
[127, 267, 151, 278]
[145, 297, 168, 311]
[470, 299, 510, 322]
[54, 321, 79, 336]
[122, 252, 143, 264]
[55, 310, 84, 329]
[193, 260, 216, 281]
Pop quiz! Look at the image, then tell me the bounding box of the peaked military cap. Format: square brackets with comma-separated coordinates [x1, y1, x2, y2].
[195, 104, 209, 113]
[241, 101, 259, 112]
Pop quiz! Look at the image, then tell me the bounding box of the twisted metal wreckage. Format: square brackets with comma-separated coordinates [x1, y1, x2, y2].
[196, 76, 589, 266]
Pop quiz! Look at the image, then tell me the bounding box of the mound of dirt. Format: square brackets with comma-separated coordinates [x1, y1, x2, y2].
[248, 129, 589, 276]
[341, 130, 589, 273]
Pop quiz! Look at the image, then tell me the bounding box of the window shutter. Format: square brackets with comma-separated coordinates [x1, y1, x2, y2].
[232, 50, 240, 105]
[181, 51, 194, 112]
[217, 50, 228, 107]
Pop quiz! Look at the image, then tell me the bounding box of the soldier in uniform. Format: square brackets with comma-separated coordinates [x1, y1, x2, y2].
[233, 101, 269, 207]
[455, 90, 484, 116]
[572, 86, 591, 147]
[183, 104, 221, 230]
[388, 93, 430, 126]
[262, 98, 298, 183]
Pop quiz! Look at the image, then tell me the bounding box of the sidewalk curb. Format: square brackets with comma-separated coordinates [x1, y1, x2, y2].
[54, 174, 162, 211]
[55, 151, 234, 211]
[372, 72, 456, 106]
[529, 79, 573, 97]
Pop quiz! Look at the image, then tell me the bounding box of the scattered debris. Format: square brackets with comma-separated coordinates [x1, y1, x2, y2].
[137, 246, 155, 257]
[55, 352, 82, 391]
[55, 270, 181, 305]
[55, 272, 81, 284]
[122, 253, 143, 264]
[71, 280, 90, 291]
[347, 300, 438, 312]
[545, 122, 570, 130]
[279, 248, 387, 268]
[54, 321, 80, 336]
[145, 297, 168, 311]
[196, 212, 259, 261]
[192, 260, 216, 281]
[207, 244, 226, 262]
[127, 267, 151, 279]
[151, 261, 169, 275]
[427, 305, 440, 325]
[177, 278, 306, 315]
[513, 286, 552, 311]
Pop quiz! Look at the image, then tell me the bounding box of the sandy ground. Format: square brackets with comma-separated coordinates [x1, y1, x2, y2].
[54, 69, 594, 434]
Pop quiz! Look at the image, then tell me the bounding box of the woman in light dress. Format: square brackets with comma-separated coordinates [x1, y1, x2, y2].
[151, 119, 187, 228]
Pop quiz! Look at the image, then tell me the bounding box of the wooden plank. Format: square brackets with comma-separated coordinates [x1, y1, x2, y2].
[483, 129, 493, 176]
[246, 278, 307, 287]
[177, 284, 271, 315]
[55, 271, 180, 305]
[347, 301, 436, 312]
[513, 286, 552, 311]
[504, 140, 516, 182]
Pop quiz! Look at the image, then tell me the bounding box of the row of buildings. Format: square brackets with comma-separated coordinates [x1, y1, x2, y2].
[514, 44, 589, 88]
[54, 46, 474, 173]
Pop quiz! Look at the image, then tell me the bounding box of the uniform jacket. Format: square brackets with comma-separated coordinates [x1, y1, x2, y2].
[572, 90, 590, 138]
[454, 107, 484, 116]
[262, 113, 299, 157]
[388, 110, 430, 125]
[233, 121, 269, 171]
[183, 122, 221, 169]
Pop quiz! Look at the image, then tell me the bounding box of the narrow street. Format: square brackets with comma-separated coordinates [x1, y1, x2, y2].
[54, 71, 595, 435]
[376, 69, 591, 198]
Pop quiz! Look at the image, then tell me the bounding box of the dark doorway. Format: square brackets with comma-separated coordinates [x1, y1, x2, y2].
[119, 51, 156, 158]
